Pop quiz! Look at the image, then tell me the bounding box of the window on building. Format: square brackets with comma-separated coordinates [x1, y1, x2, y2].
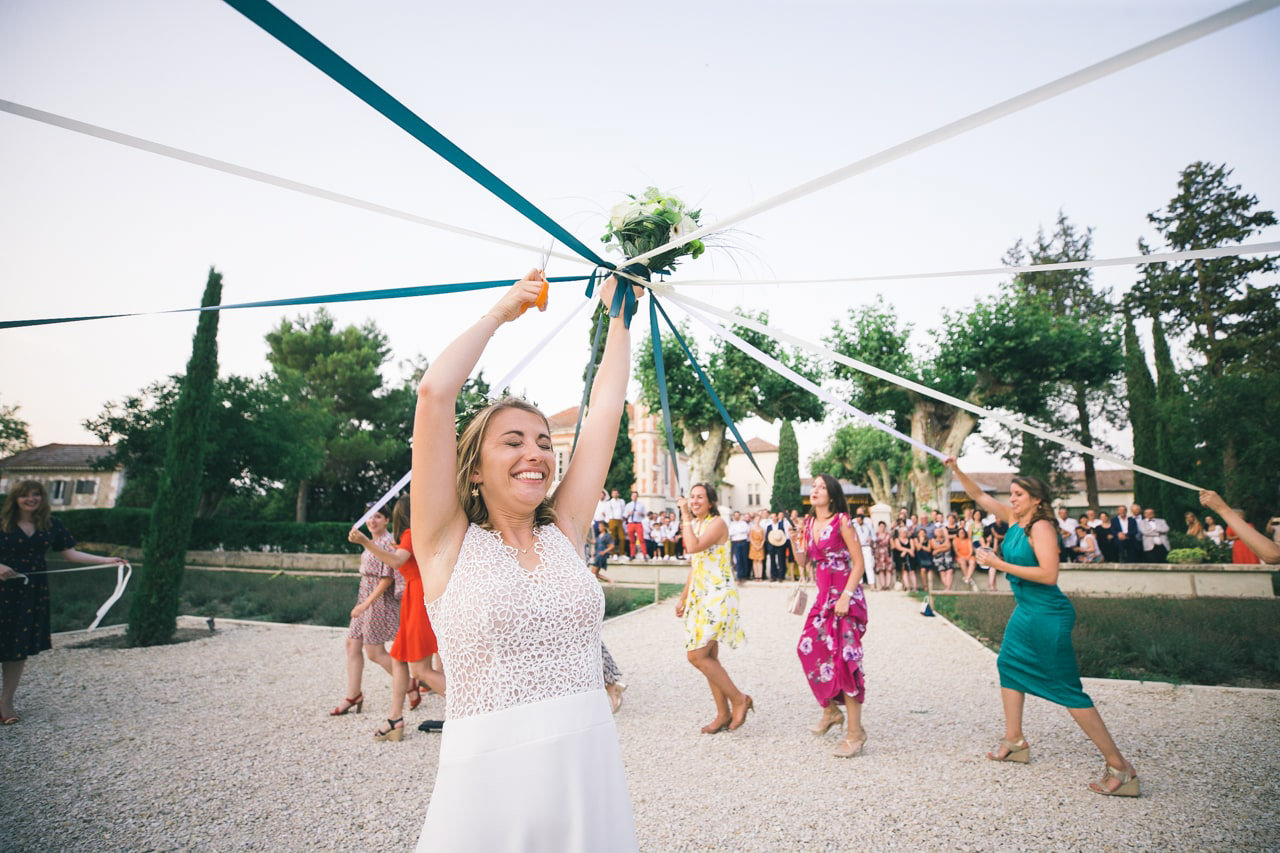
[49, 480, 68, 502]
[555, 450, 566, 482]
[76, 479, 98, 495]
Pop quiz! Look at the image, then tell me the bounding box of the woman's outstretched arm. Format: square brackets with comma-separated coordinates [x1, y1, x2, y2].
[413, 272, 548, 574]
[945, 457, 1012, 525]
[552, 276, 635, 547]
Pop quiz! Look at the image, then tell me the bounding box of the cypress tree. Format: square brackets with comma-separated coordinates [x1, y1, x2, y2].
[770, 420, 802, 513]
[1123, 313, 1160, 510]
[128, 268, 223, 646]
[582, 303, 635, 495]
[1151, 316, 1196, 521]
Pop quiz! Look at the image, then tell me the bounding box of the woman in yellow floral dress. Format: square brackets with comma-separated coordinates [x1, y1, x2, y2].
[675, 483, 752, 734]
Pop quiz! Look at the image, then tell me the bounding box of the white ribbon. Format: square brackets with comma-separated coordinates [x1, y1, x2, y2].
[88, 561, 132, 630]
[669, 295, 945, 463]
[350, 296, 594, 531]
[669, 241, 1280, 288]
[622, 0, 1279, 271]
[0, 99, 588, 267]
[662, 288, 1203, 492]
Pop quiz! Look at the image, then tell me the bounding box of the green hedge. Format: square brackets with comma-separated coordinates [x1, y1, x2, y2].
[56, 508, 352, 553]
[1169, 530, 1232, 563]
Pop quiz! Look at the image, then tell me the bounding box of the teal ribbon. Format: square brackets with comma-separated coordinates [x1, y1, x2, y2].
[649, 298, 683, 496]
[583, 263, 645, 328]
[0, 276, 588, 330]
[652, 298, 763, 481]
[570, 308, 609, 456]
[222, 0, 607, 268]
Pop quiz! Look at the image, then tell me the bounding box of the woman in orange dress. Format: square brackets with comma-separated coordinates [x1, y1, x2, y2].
[349, 496, 446, 740]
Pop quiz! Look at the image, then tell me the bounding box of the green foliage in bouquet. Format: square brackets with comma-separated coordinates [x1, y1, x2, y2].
[601, 187, 705, 273]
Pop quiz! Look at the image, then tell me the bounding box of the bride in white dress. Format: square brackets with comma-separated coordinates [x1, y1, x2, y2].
[412, 270, 638, 851]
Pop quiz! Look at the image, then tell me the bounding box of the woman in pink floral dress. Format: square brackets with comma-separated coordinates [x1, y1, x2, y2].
[791, 473, 868, 758]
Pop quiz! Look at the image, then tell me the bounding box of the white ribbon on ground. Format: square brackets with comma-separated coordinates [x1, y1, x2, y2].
[662, 288, 1203, 492]
[350, 296, 594, 532]
[621, 0, 1279, 272]
[669, 241, 1280, 288]
[668, 294, 946, 462]
[0, 99, 588, 267]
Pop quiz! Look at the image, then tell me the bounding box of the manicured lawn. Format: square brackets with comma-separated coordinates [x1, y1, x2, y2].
[46, 561, 680, 634]
[929, 592, 1280, 689]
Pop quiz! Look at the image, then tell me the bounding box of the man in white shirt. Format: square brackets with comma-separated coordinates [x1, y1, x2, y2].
[623, 490, 647, 560]
[1137, 507, 1171, 563]
[727, 511, 750, 581]
[764, 511, 792, 581]
[853, 508, 875, 585]
[1057, 507, 1078, 561]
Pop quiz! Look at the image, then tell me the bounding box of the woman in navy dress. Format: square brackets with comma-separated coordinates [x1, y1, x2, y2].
[948, 460, 1139, 796]
[1, 480, 128, 724]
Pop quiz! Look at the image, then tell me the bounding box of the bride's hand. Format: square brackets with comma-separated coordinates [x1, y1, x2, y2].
[597, 273, 645, 313]
[486, 269, 547, 324]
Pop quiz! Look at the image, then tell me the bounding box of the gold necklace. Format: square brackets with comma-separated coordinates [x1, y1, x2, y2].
[496, 529, 534, 554]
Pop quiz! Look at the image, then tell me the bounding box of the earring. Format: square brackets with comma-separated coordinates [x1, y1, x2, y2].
[471, 486, 480, 498]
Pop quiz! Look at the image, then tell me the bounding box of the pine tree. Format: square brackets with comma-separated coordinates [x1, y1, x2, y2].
[128, 268, 222, 646]
[770, 420, 801, 513]
[1123, 313, 1160, 511]
[1150, 316, 1196, 521]
[582, 303, 635, 494]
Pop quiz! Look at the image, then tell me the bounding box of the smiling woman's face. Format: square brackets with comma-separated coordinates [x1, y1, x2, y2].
[474, 407, 554, 512]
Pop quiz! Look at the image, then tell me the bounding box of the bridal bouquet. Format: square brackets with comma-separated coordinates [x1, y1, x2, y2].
[601, 187, 705, 275]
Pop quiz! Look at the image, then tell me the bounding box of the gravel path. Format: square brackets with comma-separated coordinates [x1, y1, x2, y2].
[3, 585, 1278, 851]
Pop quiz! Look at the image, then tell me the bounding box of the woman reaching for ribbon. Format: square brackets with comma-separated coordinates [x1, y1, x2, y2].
[411, 270, 638, 850]
[947, 457, 1140, 797]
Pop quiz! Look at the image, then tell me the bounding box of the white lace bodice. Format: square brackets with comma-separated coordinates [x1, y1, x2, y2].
[426, 523, 605, 719]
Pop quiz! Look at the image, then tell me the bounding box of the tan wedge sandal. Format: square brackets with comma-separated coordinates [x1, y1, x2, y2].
[987, 737, 1030, 763]
[1089, 762, 1140, 797]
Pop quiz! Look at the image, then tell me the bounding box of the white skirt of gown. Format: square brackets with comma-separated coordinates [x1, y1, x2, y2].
[417, 689, 637, 852]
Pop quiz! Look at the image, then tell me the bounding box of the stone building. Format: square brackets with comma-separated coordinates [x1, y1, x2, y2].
[0, 443, 124, 509]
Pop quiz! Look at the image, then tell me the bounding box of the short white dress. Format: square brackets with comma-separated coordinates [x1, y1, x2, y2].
[417, 523, 637, 852]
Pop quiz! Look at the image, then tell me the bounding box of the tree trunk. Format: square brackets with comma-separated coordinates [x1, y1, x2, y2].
[682, 425, 730, 489]
[295, 479, 310, 524]
[1073, 382, 1100, 509]
[866, 461, 895, 507]
[908, 398, 977, 514]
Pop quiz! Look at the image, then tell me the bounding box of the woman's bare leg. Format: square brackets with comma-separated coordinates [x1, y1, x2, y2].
[1, 659, 25, 718]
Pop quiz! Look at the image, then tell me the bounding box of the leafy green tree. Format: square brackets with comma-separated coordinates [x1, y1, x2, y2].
[809, 423, 912, 508]
[1122, 312, 1160, 510]
[265, 309, 401, 522]
[1000, 213, 1125, 508]
[770, 420, 801, 513]
[1128, 161, 1279, 519]
[635, 309, 824, 486]
[0, 399, 32, 459]
[86, 374, 326, 516]
[128, 268, 222, 646]
[1151, 316, 1197, 521]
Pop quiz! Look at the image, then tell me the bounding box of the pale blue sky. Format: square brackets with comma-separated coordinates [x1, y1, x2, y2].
[2, 0, 1277, 470]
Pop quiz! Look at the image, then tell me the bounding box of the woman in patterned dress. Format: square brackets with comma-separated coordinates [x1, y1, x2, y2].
[676, 482, 752, 734]
[791, 473, 868, 758]
[412, 271, 637, 850]
[0, 480, 127, 725]
[872, 520, 893, 591]
[330, 505, 399, 716]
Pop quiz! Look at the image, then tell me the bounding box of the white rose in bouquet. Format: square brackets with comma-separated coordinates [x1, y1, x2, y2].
[671, 214, 699, 240]
[609, 201, 633, 231]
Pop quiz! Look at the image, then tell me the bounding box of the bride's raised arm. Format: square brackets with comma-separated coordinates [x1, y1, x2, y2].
[552, 276, 635, 547]
[412, 271, 547, 572]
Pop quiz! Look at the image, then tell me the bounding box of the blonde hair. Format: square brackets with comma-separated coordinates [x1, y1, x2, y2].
[455, 397, 557, 529]
[1, 480, 51, 533]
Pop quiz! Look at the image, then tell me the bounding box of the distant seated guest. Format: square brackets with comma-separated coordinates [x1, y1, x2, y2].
[1203, 516, 1224, 546]
[1136, 509, 1170, 563]
[1184, 511, 1205, 540]
[1200, 490, 1279, 565]
[1074, 526, 1102, 563]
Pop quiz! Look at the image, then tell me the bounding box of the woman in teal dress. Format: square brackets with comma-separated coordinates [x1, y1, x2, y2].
[948, 459, 1140, 797]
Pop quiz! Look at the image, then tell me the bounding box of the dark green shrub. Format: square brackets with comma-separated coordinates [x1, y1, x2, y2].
[57, 508, 352, 553]
[1167, 547, 1208, 564]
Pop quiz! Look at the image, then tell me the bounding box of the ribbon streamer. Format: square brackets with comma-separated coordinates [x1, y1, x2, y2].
[669, 296, 945, 462]
[670, 241, 1280, 288]
[664, 288, 1203, 492]
[0, 99, 588, 268]
[0, 276, 588, 331]
[622, 0, 1279, 271]
[571, 309, 609, 457]
[651, 298, 763, 481]
[223, 0, 608, 269]
[350, 296, 593, 531]
[89, 562, 133, 630]
[648, 299, 684, 496]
